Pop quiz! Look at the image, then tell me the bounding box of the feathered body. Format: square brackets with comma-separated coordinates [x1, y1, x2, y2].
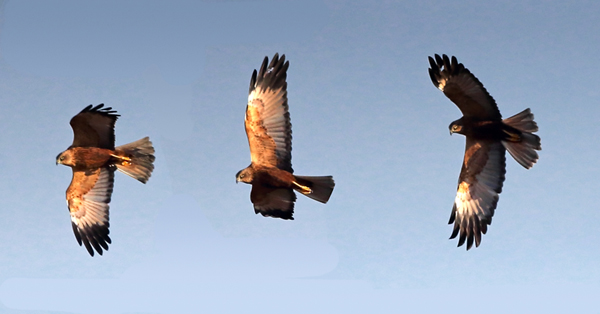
[56, 104, 155, 256]
[236, 54, 334, 220]
[428, 54, 541, 249]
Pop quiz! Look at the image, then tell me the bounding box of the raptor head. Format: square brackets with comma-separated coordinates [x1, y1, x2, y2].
[56, 150, 74, 166]
[449, 118, 464, 135]
[235, 166, 255, 184]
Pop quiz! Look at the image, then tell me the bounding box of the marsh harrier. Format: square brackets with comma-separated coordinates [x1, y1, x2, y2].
[236, 54, 335, 219]
[56, 104, 155, 256]
[428, 54, 541, 250]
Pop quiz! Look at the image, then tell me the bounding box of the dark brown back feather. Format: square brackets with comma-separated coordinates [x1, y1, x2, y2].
[428, 54, 502, 120]
[70, 104, 119, 149]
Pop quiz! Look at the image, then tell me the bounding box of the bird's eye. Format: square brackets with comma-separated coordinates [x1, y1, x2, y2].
[60, 156, 65, 161]
[240, 174, 245, 178]
[452, 125, 460, 131]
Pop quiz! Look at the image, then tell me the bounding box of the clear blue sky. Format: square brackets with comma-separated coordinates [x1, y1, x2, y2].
[0, 0, 598, 313]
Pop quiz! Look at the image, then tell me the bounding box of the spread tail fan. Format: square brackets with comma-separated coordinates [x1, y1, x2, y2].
[114, 137, 156, 183]
[502, 109, 541, 169]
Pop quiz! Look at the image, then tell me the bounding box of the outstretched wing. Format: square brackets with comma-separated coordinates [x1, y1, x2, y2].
[251, 185, 296, 220]
[428, 54, 502, 120]
[245, 53, 293, 172]
[67, 167, 115, 256]
[70, 104, 120, 149]
[449, 138, 506, 250]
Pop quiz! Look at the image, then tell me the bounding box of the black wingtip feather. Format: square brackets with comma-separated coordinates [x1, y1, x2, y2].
[72, 222, 111, 257]
[473, 217, 481, 248]
[259, 56, 269, 80]
[442, 54, 450, 69]
[269, 53, 279, 69]
[457, 231, 467, 248]
[451, 55, 458, 69]
[249, 70, 257, 94]
[72, 222, 83, 246]
[82, 238, 95, 256]
[466, 235, 474, 250]
[428, 69, 438, 87]
[449, 225, 459, 240]
[79, 103, 120, 118]
[90, 239, 103, 255]
[428, 56, 436, 69]
[448, 207, 456, 224]
[428, 53, 467, 83]
[249, 53, 289, 95]
[448, 207, 491, 250]
[255, 208, 295, 220]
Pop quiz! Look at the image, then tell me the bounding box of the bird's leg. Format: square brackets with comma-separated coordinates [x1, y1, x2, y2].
[502, 129, 521, 142]
[111, 154, 132, 166]
[292, 181, 312, 195]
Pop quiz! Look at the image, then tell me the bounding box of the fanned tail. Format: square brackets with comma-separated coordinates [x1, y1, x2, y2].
[293, 175, 335, 203]
[502, 109, 541, 169]
[114, 137, 156, 183]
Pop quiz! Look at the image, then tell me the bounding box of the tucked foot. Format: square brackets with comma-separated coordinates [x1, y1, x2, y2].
[502, 129, 521, 142]
[110, 154, 132, 166]
[292, 181, 312, 195]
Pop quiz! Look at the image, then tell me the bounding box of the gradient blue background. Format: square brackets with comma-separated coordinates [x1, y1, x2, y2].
[0, 0, 598, 313]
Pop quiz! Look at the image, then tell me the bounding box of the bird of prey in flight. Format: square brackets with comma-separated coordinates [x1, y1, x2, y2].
[428, 54, 541, 250]
[56, 104, 155, 256]
[236, 53, 335, 220]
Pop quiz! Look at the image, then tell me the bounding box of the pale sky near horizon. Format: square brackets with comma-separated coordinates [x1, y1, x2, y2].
[0, 0, 599, 313]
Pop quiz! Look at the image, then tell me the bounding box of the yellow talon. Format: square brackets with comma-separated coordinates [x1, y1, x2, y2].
[503, 130, 521, 142]
[111, 154, 132, 165]
[293, 182, 312, 195]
